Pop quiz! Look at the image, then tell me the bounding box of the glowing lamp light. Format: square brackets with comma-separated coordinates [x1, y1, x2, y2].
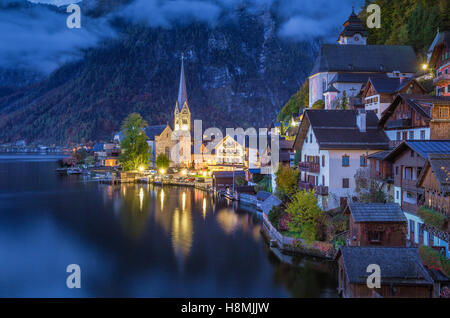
[202, 171, 207, 177]
[182, 169, 187, 176]
[422, 64, 428, 71]
[138, 166, 145, 172]
[160, 169, 166, 175]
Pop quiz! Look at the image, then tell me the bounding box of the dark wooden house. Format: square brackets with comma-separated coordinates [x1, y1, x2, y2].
[379, 94, 440, 148]
[384, 141, 450, 246]
[368, 150, 393, 182]
[345, 203, 407, 247]
[336, 247, 434, 298]
[212, 170, 246, 191]
[416, 154, 450, 256]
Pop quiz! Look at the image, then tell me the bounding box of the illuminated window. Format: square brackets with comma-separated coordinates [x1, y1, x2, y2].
[439, 107, 449, 118]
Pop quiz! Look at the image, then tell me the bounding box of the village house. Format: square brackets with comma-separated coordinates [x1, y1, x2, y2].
[214, 135, 246, 167]
[416, 153, 450, 257]
[212, 170, 246, 191]
[336, 247, 434, 298]
[428, 30, 450, 97]
[309, 9, 417, 108]
[293, 109, 390, 210]
[378, 94, 450, 148]
[383, 140, 450, 251]
[362, 77, 426, 118]
[345, 203, 407, 247]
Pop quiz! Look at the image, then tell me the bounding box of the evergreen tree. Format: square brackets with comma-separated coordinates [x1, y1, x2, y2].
[340, 91, 349, 110]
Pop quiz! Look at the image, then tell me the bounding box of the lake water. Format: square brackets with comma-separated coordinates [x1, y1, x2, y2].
[0, 154, 337, 297]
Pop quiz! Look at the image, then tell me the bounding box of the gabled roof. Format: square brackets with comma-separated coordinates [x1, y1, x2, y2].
[367, 150, 390, 160]
[311, 45, 417, 76]
[336, 247, 433, 286]
[384, 140, 450, 162]
[417, 153, 450, 194]
[428, 31, 450, 67]
[346, 203, 407, 223]
[144, 125, 168, 140]
[212, 170, 245, 178]
[364, 77, 425, 97]
[294, 110, 390, 151]
[378, 94, 450, 127]
[260, 195, 282, 216]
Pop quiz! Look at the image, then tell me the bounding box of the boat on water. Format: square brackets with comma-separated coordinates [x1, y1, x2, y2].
[67, 167, 82, 175]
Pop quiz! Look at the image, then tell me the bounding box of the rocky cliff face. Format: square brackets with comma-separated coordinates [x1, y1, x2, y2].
[0, 7, 318, 145]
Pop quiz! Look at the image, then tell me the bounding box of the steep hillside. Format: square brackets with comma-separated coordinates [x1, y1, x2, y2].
[0, 9, 318, 145]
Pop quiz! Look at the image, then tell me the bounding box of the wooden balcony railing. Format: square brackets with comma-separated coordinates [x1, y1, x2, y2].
[386, 119, 412, 129]
[433, 73, 450, 85]
[298, 181, 328, 196]
[298, 162, 320, 173]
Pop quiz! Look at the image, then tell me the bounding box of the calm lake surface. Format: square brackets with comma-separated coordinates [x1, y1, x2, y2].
[0, 154, 337, 297]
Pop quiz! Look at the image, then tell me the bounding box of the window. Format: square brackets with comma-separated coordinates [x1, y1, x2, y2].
[439, 107, 449, 119]
[409, 220, 415, 234]
[396, 132, 401, 141]
[428, 233, 434, 246]
[420, 130, 426, 140]
[405, 167, 413, 180]
[376, 160, 380, 172]
[402, 132, 407, 140]
[322, 155, 325, 167]
[342, 178, 350, 188]
[411, 150, 414, 158]
[360, 155, 367, 167]
[395, 166, 399, 175]
[368, 231, 383, 243]
[409, 131, 414, 140]
[342, 155, 350, 167]
[310, 133, 313, 143]
[322, 175, 325, 186]
[396, 191, 399, 200]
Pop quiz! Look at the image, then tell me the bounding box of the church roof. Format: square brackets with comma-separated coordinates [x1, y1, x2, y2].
[176, 56, 189, 111]
[338, 9, 368, 41]
[311, 45, 417, 76]
[144, 125, 168, 140]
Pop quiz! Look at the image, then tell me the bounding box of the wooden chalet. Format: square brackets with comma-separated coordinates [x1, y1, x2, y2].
[345, 203, 407, 247]
[336, 247, 434, 298]
[416, 154, 450, 253]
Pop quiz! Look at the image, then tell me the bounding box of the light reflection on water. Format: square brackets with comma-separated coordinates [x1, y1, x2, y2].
[0, 156, 338, 298]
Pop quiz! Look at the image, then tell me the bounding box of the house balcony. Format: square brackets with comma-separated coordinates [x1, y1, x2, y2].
[298, 181, 328, 196]
[386, 119, 412, 129]
[401, 201, 418, 215]
[298, 162, 320, 173]
[433, 73, 450, 85]
[370, 170, 393, 183]
[401, 179, 424, 194]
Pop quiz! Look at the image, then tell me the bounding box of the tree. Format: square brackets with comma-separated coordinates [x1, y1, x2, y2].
[285, 190, 323, 242]
[340, 91, 348, 110]
[312, 99, 325, 110]
[275, 165, 300, 200]
[354, 168, 388, 203]
[119, 113, 150, 171]
[278, 80, 309, 122]
[156, 153, 170, 171]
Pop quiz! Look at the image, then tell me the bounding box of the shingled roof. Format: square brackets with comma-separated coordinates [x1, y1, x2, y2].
[346, 203, 407, 223]
[311, 44, 417, 76]
[385, 140, 450, 162]
[294, 110, 390, 150]
[338, 9, 368, 41]
[336, 247, 433, 286]
[144, 125, 168, 140]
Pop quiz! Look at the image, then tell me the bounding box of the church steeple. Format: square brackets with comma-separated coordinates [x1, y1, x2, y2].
[177, 54, 188, 111]
[338, 8, 368, 45]
[174, 54, 191, 132]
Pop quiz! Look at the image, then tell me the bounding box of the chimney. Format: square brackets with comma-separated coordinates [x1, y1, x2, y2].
[357, 110, 367, 133]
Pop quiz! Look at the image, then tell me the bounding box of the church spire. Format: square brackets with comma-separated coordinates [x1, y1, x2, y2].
[177, 54, 188, 111]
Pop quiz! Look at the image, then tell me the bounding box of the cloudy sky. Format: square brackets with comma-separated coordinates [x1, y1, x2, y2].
[0, 0, 364, 74]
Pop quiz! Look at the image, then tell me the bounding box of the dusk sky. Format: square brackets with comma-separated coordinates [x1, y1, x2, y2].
[0, 0, 365, 73]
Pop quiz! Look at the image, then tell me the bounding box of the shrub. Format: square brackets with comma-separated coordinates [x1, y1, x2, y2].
[417, 206, 447, 231]
[419, 245, 450, 277]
